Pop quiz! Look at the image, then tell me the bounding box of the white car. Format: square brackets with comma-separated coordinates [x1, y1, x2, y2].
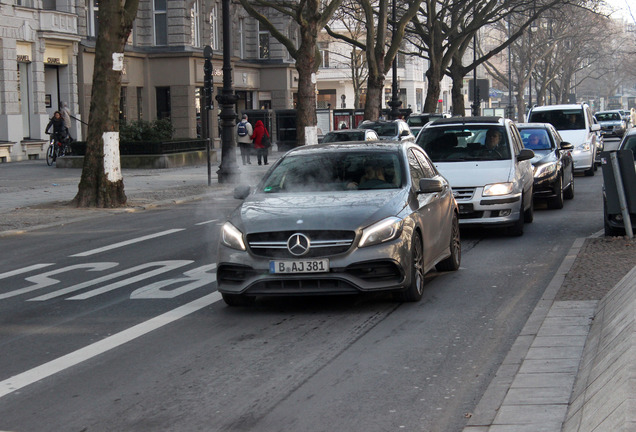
[527, 103, 600, 176]
[416, 117, 535, 236]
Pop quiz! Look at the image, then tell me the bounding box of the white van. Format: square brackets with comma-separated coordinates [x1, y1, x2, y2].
[527, 103, 600, 176]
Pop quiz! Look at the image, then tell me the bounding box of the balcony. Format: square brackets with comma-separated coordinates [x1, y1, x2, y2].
[39, 10, 77, 37]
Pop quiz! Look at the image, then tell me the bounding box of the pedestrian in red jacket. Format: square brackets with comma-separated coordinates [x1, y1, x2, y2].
[251, 120, 270, 165]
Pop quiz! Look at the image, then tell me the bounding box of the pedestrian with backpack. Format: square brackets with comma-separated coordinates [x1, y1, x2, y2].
[236, 114, 254, 165]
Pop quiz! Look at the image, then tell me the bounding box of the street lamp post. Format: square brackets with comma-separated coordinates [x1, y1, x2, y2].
[470, 31, 480, 117]
[507, 16, 515, 120]
[388, 0, 402, 120]
[215, 0, 239, 183]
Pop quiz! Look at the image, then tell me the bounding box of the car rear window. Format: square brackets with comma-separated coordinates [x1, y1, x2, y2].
[528, 109, 585, 130]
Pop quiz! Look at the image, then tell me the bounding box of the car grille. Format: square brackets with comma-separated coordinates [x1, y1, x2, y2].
[247, 230, 356, 258]
[452, 187, 475, 201]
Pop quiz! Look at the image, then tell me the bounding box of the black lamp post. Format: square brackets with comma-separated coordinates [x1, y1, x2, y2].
[470, 31, 480, 117]
[388, 0, 402, 120]
[507, 16, 515, 120]
[215, 0, 239, 183]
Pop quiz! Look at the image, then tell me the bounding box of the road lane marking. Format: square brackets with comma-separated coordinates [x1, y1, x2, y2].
[0, 264, 53, 280]
[69, 229, 185, 257]
[28, 261, 192, 301]
[0, 292, 222, 399]
[0, 263, 118, 300]
[195, 219, 218, 225]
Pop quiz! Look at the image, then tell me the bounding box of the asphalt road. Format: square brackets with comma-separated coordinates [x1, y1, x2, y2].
[0, 172, 606, 432]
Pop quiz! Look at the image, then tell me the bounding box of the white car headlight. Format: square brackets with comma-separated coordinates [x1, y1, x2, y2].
[483, 182, 514, 196]
[359, 217, 403, 248]
[221, 222, 246, 251]
[534, 163, 557, 179]
[576, 143, 591, 152]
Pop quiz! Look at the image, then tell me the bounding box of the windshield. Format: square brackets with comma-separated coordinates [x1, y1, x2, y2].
[416, 126, 511, 162]
[595, 112, 621, 121]
[261, 150, 403, 193]
[528, 109, 585, 130]
[519, 128, 553, 150]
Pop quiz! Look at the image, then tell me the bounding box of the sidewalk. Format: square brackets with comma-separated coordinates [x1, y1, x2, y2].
[1, 150, 635, 431]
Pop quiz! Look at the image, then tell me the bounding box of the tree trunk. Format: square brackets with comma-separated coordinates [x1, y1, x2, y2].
[73, 0, 139, 208]
[423, 65, 443, 113]
[364, 73, 385, 120]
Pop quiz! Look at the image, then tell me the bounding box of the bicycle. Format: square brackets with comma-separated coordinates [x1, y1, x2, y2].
[46, 133, 72, 166]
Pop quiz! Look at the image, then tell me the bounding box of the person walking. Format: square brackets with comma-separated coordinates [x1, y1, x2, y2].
[251, 120, 270, 165]
[236, 114, 253, 165]
[630, 108, 636, 128]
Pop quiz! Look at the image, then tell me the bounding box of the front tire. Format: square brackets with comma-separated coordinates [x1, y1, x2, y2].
[436, 214, 461, 272]
[564, 176, 575, 200]
[547, 176, 564, 209]
[394, 232, 425, 302]
[46, 144, 55, 166]
[524, 190, 534, 223]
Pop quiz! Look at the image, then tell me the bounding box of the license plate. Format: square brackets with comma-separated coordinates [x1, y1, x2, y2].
[458, 203, 473, 214]
[270, 259, 330, 274]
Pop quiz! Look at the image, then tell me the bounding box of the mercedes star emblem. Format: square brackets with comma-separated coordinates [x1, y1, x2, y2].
[287, 233, 311, 256]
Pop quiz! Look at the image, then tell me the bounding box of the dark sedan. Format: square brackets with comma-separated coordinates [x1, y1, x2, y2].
[517, 122, 575, 209]
[216, 142, 460, 306]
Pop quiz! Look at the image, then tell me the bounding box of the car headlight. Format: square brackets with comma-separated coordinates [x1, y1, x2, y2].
[534, 163, 557, 179]
[221, 222, 246, 251]
[359, 217, 403, 248]
[483, 182, 514, 196]
[576, 143, 590, 152]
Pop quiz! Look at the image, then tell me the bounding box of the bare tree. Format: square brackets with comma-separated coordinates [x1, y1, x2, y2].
[326, 0, 423, 120]
[238, 0, 344, 145]
[73, 0, 140, 208]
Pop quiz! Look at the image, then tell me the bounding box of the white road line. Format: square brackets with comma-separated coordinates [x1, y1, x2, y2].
[195, 219, 218, 225]
[0, 264, 53, 280]
[70, 229, 185, 257]
[0, 292, 222, 399]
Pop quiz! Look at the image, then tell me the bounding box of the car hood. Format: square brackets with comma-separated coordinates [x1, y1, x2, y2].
[597, 120, 623, 126]
[432, 160, 513, 188]
[557, 130, 588, 146]
[530, 150, 557, 165]
[229, 190, 408, 233]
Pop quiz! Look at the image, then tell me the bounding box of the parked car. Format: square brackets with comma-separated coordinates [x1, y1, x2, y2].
[603, 128, 636, 236]
[517, 122, 575, 209]
[407, 113, 451, 136]
[416, 116, 534, 236]
[357, 119, 416, 142]
[527, 103, 600, 176]
[217, 142, 461, 306]
[321, 129, 379, 143]
[594, 110, 627, 139]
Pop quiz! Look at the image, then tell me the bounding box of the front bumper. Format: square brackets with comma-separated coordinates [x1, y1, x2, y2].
[453, 187, 523, 227]
[217, 237, 411, 296]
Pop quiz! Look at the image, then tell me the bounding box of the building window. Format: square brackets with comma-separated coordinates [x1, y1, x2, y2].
[120, 87, 127, 123]
[87, 0, 99, 38]
[156, 87, 171, 119]
[136, 87, 143, 121]
[210, 5, 219, 50]
[239, 18, 245, 59]
[154, 0, 168, 46]
[191, 1, 200, 47]
[16, 0, 35, 7]
[258, 23, 270, 59]
[319, 42, 329, 68]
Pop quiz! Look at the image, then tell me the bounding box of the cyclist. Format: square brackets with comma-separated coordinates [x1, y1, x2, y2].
[45, 111, 70, 153]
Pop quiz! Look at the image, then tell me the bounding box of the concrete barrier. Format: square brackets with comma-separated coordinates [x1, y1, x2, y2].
[562, 265, 636, 432]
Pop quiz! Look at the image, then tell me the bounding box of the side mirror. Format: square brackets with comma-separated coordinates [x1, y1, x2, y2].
[400, 130, 410, 137]
[418, 178, 444, 194]
[517, 148, 535, 162]
[560, 142, 574, 150]
[591, 124, 601, 132]
[233, 185, 251, 200]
